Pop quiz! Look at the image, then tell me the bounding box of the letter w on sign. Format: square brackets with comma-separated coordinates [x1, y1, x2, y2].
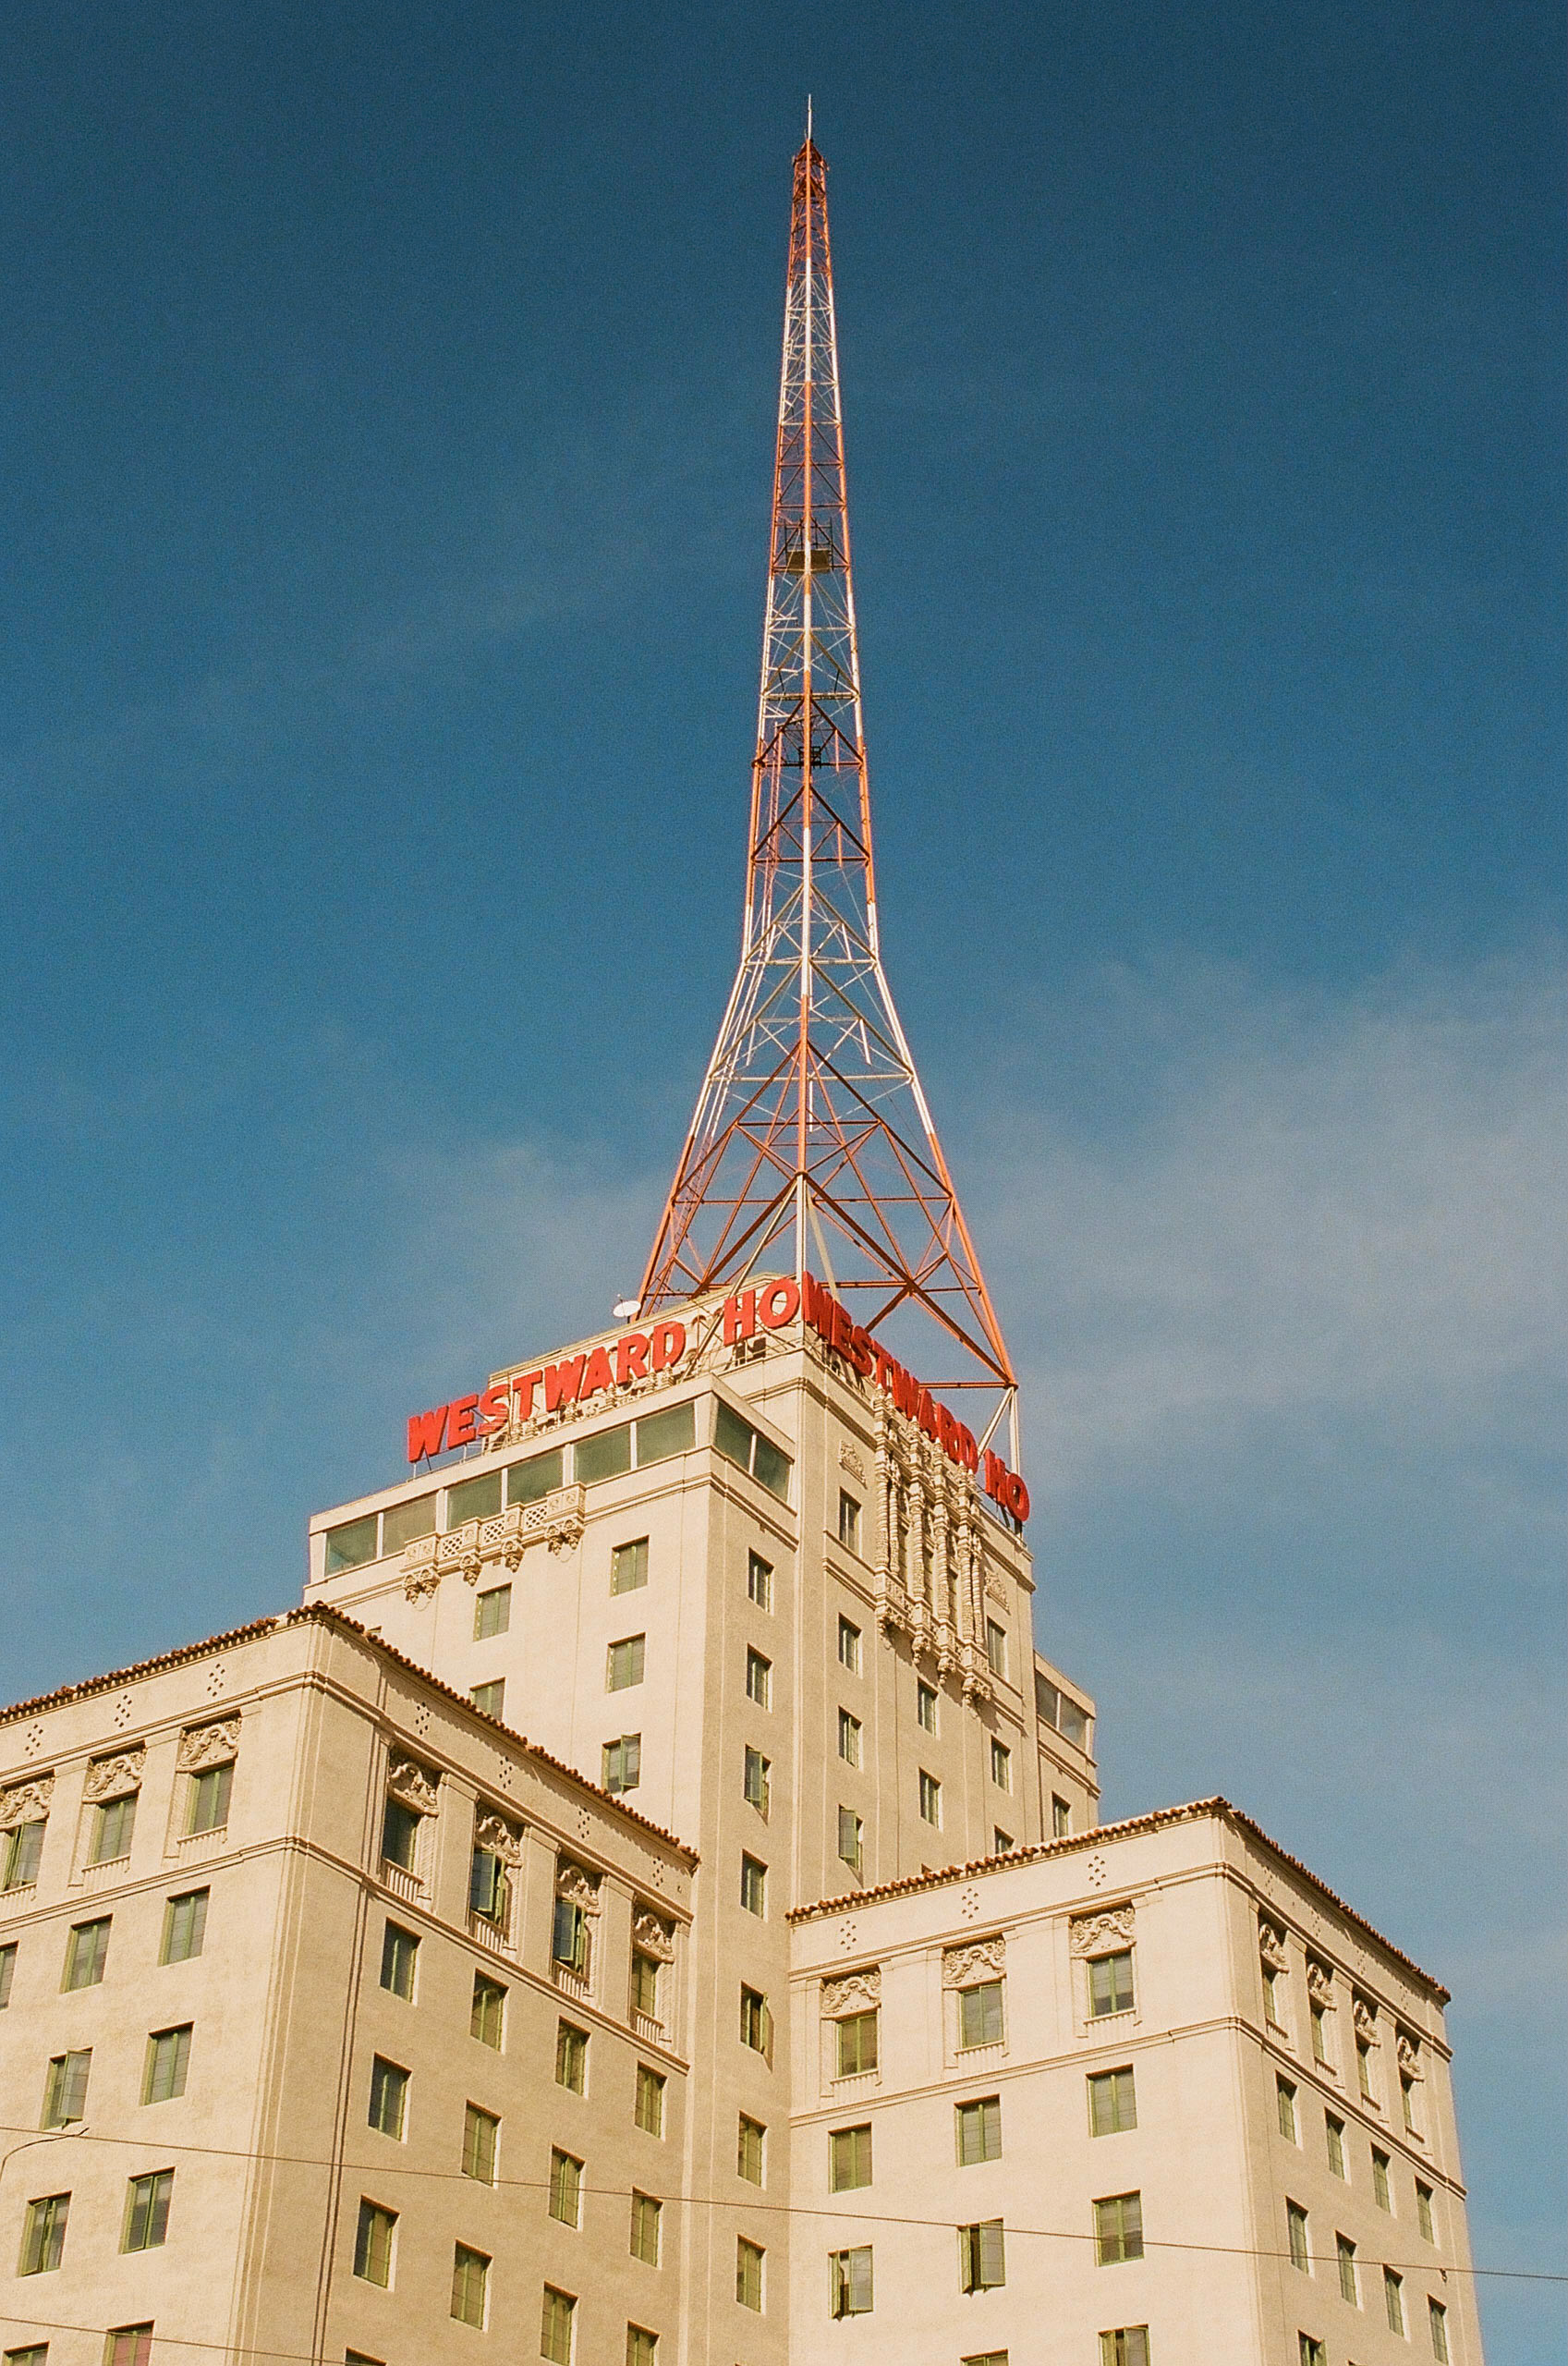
[544, 1356, 587, 1414]
[407, 1406, 449, 1463]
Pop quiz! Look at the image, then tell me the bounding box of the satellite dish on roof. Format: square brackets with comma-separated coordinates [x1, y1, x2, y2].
[613, 1298, 641, 1323]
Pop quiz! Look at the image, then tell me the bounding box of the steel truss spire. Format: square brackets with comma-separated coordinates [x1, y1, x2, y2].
[639, 134, 1018, 1453]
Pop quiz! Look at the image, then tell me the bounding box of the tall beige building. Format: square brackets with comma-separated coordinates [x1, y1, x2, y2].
[0, 1283, 1483, 2366]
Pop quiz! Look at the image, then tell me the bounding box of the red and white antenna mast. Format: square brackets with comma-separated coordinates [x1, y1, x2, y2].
[639, 126, 1019, 1461]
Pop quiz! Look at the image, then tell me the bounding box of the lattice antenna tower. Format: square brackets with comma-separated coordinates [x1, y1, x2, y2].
[639, 128, 1018, 1461]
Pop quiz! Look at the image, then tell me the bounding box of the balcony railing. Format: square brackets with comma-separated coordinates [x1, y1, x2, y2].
[380, 1860, 423, 1904]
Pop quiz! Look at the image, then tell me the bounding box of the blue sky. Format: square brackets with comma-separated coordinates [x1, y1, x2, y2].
[2, 2, 1562, 2348]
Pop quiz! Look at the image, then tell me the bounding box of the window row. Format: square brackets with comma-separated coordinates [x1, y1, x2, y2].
[18, 2172, 176, 2273]
[381, 1902, 668, 2042]
[817, 2198, 1142, 2322]
[1285, 2199, 1451, 2352]
[2, 1743, 237, 1896]
[0, 1888, 208, 2010]
[1259, 1919, 1428, 2139]
[818, 1949, 1136, 2078]
[1276, 2083, 1441, 2237]
[28, 2025, 193, 2128]
[352, 2197, 668, 2344]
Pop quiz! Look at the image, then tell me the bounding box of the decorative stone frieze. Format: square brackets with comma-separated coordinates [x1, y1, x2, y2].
[838, 1440, 867, 1482]
[83, 1748, 145, 1801]
[387, 1754, 440, 1814]
[1071, 1904, 1136, 1956]
[401, 1488, 587, 1596]
[633, 1908, 676, 1963]
[176, 1719, 240, 1773]
[0, 1774, 53, 1827]
[474, 1809, 522, 1866]
[1258, 1920, 1290, 1972]
[942, 1935, 1006, 1987]
[821, 1967, 881, 2015]
[556, 1859, 602, 1916]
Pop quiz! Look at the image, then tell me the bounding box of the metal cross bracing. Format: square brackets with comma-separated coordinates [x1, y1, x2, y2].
[639, 130, 1019, 1461]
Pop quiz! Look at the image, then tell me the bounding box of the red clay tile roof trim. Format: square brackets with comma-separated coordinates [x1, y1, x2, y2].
[0, 1604, 697, 1870]
[788, 1797, 1447, 2001]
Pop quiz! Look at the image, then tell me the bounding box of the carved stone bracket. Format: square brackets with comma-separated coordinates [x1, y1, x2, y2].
[176, 1719, 240, 1773]
[1071, 1905, 1136, 1957]
[1258, 1921, 1290, 1972]
[1306, 1957, 1334, 2002]
[556, 1859, 602, 1916]
[633, 1907, 676, 1963]
[942, 1935, 1006, 1987]
[0, 1774, 53, 1827]
[84, 1747, 146, 1802]
[475, 1809, 522, 1866]
[821, 1966, 881, 2015]
[387, 1753, 440, 1813]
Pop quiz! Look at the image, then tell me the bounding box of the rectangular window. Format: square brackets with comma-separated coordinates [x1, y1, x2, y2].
[471, 1972, 505, 2048]
[382, 1490, 436, 1553]
[353, 2200, 396, 2287]
[1100, 2336, 1150, 2366]
[838, 1709, 862, 1766]
[470, 1841, 508, 1926]
[990, 1738, 1012, 1790]
[737, 2235, 766, 2311]
[1298, 2341, 1326, 2366]
[1277, 2076, 1298, 2141]
[602, 1735, 642, 1794]
[6, 2346, 52, 2366]
[636, 1399, 695, 1466]
[993, 1828, 1014, 1854]
[1287, 2201, 1309, 2273]
[1373, 2149, 1392, 2211]
[1417, 2182, 1435, 2243]
[984, 1619, 1008, 1677]
[917, 1680, 938, 1732]
[1089, 1950, 1136, 2018]
[830, 2123, 872, 2190]
[1094, 2192, 1144, 2265]
[740, 1854, 767, 1918]
[959, 1981, 1004, 2050]
[368, 2056, 407, 2139]
[507, 1447, 563, 1507]
[607, 1635, 646, 1691]
[325, 1512, 379, 1573]
[1384, 2269, 1405, 2335]
[1052, 1795, 1072, 1835]
[452, 2243, 490, 2328]
[1357, 2037, 1376, 2102]
[90, 1791, 139, 1866]
[162, 1889, 209, 1966]
[740, 1985, 772, 2060]
[475, 1584, 511, 1640]
[553, 1898, 589, 1974]
[463, 2104, 499, 2184]
[746, 1649, 772, 1707]
[626, 2325, 658, 2366]
[1262, 1964, 1283, 2026]
[744, 1747, 771, 1815]
[1337, 2233, 1358, 2305]
[1401, 2073, 1420, 2136]
[186, 1762, 233, 1836]
[143, 2025, 191, 2104]
[837, 1806, 864, 1873]
[956, 2096, 1003, 2164]
[631, 1950, 660, 2018]
[613, 1539, 650, 1595]
[1325, 2113, 1345, 2177]
[381, 1798, 420, 1872]
[3, 1819, 45, 1890]
[837, 1492, 861, 1552]
[123, 2170, 174, 2252]
[541, 2286, 576, 2364]
[1088, 2068, 1137, 2137]
[835, 2007, 878, 2076]
[630, 2189, 661, 2264]
[737, 2114, 765, 2184]
[64, 1918, 112, 1992]
[43, 2049, 91, 2128]
[918, 1770, 942, 1826]
[448, 1469, 503, 1525]
[837, 1616, 862, 1671]
[380, 1922, 418, 2000]
[1428, 2299, 1449, 2360]
[636, 2065, 665, 2136]
[748, 1551, 772, 1609]
[576, 1421, 632, 1485]
[18, 2193, 68, 2274]
[829, 2244, 871, 2316]
[471, 1679, 505, 1720]
[1311, 1998, 1331, 2066]
[714, 1400, 793, 1499]
[959, 2219, 1006, 2292]
[0, 1941, 15, 2006]
[555, 2021, 588, 2092]
[549, 2148, 583, 2228]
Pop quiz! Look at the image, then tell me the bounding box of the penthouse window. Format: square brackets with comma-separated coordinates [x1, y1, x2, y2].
[448, 1469, 503, 1524]
[576, 1422, 632, 1484]
[613, 1539, 650, 1596]
[714, 1399, 793, 1500]
[1034, 1673, 1088, 1749]
[63, 1918, 112, 1992]
[958, 2219, 1005, 2292]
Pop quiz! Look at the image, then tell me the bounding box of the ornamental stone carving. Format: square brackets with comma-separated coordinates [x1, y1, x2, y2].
[821, 1967, 881, 2016]
[176, 1719, 240, 1773]
[0, 1774, 53, 1827]
[474, 1810, 522, 1866]
[983, 1570, 1009, 1607]
[1258, 1921, 1290, 1972]
[556, 1860, 602, 1916]
[838, 1440, 867, 1482]
[942, 1935, 1006, 1987]
[633, 1908, 676, 1963]
[1070, 1905, 1136, 1957]
[1352, 1994, 1379, 2043]
[84, 1748, 146, 1801]
[387, 1754, 440, 1814]
[1306, 1957, 1334, 2002]
[1395, 2030, 1423, 2079]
